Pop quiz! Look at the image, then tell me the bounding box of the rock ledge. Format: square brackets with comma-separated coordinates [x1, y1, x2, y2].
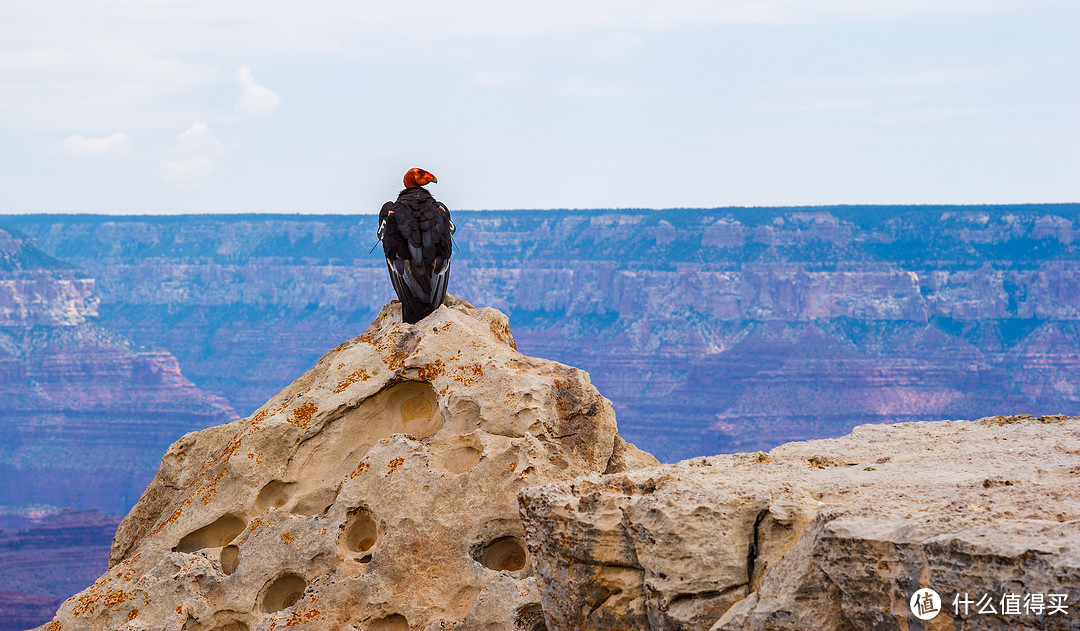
[520, 413, 1080, 630]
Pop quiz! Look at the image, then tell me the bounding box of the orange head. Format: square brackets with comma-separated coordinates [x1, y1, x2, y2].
[403, 168, 438, 188]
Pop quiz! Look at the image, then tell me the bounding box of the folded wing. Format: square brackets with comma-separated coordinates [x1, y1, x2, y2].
[379, 193, 453, 324]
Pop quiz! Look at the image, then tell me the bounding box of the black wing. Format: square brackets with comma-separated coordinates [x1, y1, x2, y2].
[380, 195, 453, 324]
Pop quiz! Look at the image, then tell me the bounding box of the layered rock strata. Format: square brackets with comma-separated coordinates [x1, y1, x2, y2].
[8, 207, 1080, 462]
[520, 414, 1080, 630]
[0, 510, 121, 631]
[37, 297, 655, 631]
[0, 229, 235, 515]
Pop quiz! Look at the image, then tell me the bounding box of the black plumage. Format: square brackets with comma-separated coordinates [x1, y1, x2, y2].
[379, 186, 454, 324]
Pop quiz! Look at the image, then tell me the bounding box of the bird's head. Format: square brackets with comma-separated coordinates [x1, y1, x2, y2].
[403, 168, 437, 188]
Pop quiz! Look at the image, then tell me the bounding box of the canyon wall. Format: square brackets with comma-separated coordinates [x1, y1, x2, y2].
[0, 510, 121, 631]
[0, 228, 236, 514]
[5, 205, 1079, 465]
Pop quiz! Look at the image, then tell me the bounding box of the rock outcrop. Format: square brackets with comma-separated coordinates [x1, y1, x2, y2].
[520, 414, 1080, 630]
[37, 297, 655, 631]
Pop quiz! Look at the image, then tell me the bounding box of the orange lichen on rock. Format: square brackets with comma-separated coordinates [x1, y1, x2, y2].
[46, 622, 61, 631]
[127, 609, 139, 621]
[334, 369, 371, 393]
[387, 457, 405, 474]
[287, 401, 318, 428]
[284, 606, 322, 626]
[489, 318, 517, 349]
[71, 578, 126, 617]
[186, 467, 228, 505]
[348, 458, 370, 479]
[416, 359, 445, 382]
[445, 362, 483, 386]
[103, 590, 132, 607]
[200, 409, 269, 472]
[281, 532, 295, 545]
[146, 508, 182, 539]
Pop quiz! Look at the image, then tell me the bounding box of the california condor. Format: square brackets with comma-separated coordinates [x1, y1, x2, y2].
[378, 167, 456, 324]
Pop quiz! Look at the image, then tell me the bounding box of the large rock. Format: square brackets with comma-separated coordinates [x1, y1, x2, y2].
[519, 414, 1080, 630]
[37, 296, 655, 631]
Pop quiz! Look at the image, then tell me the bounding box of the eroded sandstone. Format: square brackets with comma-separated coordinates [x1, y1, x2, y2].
[36, 296, 655, 631]
[520, 414, 1080, 630]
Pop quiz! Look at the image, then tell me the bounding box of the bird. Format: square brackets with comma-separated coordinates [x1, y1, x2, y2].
[378, 167, 456, 324]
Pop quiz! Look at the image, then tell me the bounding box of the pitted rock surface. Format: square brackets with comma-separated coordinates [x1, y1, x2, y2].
[519, 414, 1080, 631]
[36, 296, 656, 631]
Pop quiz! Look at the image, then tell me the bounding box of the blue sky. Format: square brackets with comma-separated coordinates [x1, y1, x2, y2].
[0, 1, 1077, 213]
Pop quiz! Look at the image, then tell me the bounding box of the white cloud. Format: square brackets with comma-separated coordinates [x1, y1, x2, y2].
[177, 122, 222, 154]
[55, 132, 133, 156]
[163, 155, 215, 183]
[162, 122, 222, 183]
[235, 65, 280, 115]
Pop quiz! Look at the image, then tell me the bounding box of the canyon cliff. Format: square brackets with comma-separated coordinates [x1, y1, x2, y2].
[0, 228, 235, 514]
[5, 205, 1079, 468]
[0, 510, 121, 631]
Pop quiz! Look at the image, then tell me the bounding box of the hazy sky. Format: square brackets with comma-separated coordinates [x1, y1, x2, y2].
[1, 1, 1077, 213]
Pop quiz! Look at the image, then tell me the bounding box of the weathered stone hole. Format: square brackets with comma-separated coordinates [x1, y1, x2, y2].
[434, 445, 483, 475]
[258, 573, 307, 613]
[358, 554, 372, 563]
[400, 396, 432, 422]
[446, 399, 482, 434]
[255, 480, 296, 512]
[475, 536, 527, 572]
[342, 508, 379, 553]
[367, 613, 409, 631]
[220, 545, 239, 575]
[387, 381, 443, 438]
[175, 514, 246, 552]
[290, 486, 339, 517]
[515, 603, 547, 631]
